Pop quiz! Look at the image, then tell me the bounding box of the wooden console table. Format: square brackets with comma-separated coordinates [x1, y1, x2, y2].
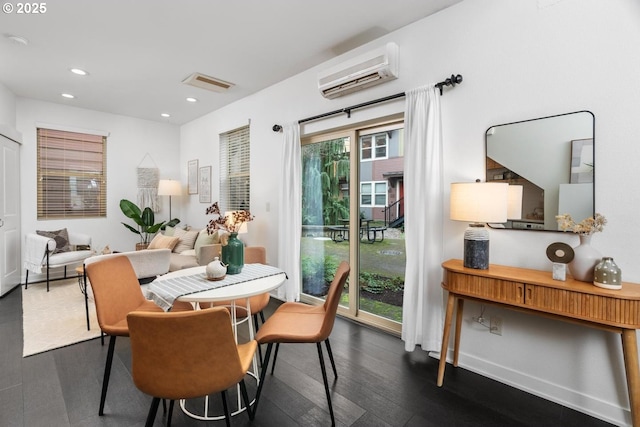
[438, 259, 640, 426]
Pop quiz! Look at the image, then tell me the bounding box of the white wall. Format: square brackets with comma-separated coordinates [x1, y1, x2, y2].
[17, 98, 181, 279]
[178, 0, 640, 425]
[0, 82, 21, 142]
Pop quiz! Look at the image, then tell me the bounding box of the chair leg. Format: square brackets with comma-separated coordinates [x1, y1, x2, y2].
[253, 342, 273, 416]
[317, 342, 336, 426]
[99, 335, 117, 415]
[240, 379, 254, 421]
[46, 263, 50, 292]
[25, 269, 29, 289]
[253, 313, 260, 332]
[145, 397, 160, 427]
[167, 400, 175, 427]
[84, 270, 90, 331]
[253, 314, 264, 363]
[221, 390, 231, 427]
[270, 342, 280, 374]
[325, 338, 338, 379]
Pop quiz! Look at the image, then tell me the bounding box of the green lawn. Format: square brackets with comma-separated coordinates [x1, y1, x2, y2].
[302, 232, 405, 322]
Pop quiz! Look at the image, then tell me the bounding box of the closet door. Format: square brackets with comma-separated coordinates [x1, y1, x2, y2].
[0, 134, 20, 296]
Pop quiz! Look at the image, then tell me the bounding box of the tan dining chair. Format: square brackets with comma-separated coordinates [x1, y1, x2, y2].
[85, 255, 192, 416]
[253, 261, 350, 426]
[127, 307, 257, 427]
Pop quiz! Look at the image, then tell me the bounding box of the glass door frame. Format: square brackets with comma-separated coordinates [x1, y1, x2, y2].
[300, 114, 404, 336]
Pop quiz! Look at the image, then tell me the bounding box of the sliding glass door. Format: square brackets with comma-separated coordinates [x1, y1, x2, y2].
[300, 118, 406, 334]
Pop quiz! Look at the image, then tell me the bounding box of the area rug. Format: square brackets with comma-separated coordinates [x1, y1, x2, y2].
[22, 277, 101, 357]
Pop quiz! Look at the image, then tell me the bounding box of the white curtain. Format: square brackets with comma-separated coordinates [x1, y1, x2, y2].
[401, 84, 444, 352]
[277, 123, 302, 302]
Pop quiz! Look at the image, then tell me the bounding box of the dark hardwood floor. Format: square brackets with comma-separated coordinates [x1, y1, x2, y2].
[0, 285, 616, 427]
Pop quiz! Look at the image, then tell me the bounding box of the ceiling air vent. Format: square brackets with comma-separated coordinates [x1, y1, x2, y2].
[182, 72, 234, 93]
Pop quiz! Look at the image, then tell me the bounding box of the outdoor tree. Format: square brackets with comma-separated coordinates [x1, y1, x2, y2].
[301, 138, 350, 225]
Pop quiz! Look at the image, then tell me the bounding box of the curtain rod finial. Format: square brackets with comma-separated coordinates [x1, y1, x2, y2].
[272, 124, 282, 132]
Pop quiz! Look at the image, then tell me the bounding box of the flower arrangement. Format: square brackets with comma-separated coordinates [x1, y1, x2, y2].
[206, 202, 254, 235]
[555, 213, 606, 235]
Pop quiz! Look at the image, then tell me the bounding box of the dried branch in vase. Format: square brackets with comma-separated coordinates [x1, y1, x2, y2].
[206, 202, 254, 234]
[555, 213, 606, 235]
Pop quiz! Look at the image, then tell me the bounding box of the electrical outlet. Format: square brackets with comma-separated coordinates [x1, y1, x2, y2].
[490, 316, 502, 335]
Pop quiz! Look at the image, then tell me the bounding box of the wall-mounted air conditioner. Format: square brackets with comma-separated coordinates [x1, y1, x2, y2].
[318, 42, 399, 99]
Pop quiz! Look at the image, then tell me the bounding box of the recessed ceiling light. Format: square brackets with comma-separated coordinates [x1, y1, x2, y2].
[6, 35, 28, 46]
[161, 113, 171, 118]
[61, 93, 75, 99]
[186, 97, 198, 103]
[70, 68, 88, 76]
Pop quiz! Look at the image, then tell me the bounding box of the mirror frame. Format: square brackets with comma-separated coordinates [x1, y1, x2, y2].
[485, 110, 595, 232]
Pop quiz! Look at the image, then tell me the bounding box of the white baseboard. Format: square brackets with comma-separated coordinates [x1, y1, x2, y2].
[431, 350, 631, 427]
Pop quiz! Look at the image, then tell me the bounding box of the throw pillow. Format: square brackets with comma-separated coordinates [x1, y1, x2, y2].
[164, 226, 175, 237]
[147, 234, 180, 250]
[36, 228, 71, 254]
[173, 228, 199, 253]
[194, 229, 219, 257]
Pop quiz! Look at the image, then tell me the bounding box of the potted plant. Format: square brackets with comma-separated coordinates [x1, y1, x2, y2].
[120, 199, 180, 250]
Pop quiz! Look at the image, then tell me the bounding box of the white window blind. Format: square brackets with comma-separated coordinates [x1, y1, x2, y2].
[219, 125, 250, 212]
[37, 128, 107, 219]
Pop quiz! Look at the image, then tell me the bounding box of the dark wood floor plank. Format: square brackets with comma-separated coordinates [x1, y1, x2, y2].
[0, 290, 619, 426]
[22, 352, 70, 427]
[0, 383, 23, 426]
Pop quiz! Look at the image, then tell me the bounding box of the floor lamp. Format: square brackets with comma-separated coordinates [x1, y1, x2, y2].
[158, 179, 182, 220]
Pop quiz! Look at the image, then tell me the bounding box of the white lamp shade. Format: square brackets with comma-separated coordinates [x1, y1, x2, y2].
[507, 185, 523, 220]
[157, 179, 182, 196]
[224, 211, 249, 234]
[450, 182, 508, 224]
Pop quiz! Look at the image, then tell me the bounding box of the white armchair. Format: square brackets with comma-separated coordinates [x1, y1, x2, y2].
[24, 230, 93, 291]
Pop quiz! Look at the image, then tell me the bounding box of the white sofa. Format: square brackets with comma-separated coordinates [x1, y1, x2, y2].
[84, 248, 173, 284]
[147, 227, 223, 271]
[24, 230, 92, 291]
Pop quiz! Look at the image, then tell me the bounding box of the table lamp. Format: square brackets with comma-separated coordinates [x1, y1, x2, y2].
[224, 211, 249, 234]
[450, 181, 508, 269]
[157, 179, 182, 220]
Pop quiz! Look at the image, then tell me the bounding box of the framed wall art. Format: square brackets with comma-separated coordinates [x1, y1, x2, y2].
[199, 166, 212, 203]
[188, 159, 198, 194]
[570, 138, 594, 183]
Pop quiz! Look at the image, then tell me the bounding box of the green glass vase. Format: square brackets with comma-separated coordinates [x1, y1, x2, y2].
[221, 232, 244, 274]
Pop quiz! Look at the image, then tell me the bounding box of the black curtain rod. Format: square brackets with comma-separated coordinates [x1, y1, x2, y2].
[272, 73, 462, 132]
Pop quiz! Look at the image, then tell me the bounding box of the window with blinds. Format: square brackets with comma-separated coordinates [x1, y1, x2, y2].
[37, 128, 107, 219]
[219, 125, 250, 212]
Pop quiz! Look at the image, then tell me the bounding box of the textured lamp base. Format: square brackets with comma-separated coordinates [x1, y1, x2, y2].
[463, 224, 489, 269]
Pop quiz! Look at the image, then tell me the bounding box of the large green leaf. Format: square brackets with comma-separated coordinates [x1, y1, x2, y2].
[120, 199, 167, 244]
[119, 199, 141, 219]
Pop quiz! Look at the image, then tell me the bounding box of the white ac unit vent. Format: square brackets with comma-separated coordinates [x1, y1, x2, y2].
[318, 42, 399, 99]
[182, 72, 234, 93]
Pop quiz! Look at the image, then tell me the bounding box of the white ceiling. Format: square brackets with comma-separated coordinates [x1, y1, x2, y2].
[0, 0, 462, 125]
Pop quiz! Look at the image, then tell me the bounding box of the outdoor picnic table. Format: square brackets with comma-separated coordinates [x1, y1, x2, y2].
[329, 219, 386, 243]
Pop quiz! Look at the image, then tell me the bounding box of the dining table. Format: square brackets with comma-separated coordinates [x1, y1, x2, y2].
[146, 262, 287, 421]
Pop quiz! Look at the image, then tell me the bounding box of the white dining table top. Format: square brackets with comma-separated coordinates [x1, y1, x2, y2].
[150, 264, 287, 303]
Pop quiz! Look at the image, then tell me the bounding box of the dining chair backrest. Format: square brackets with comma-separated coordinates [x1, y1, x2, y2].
[85, 255, 149, 333]
[319, 261, 350, 340]
[127, 307, 246, 400]
[245, 246, 266, 264]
